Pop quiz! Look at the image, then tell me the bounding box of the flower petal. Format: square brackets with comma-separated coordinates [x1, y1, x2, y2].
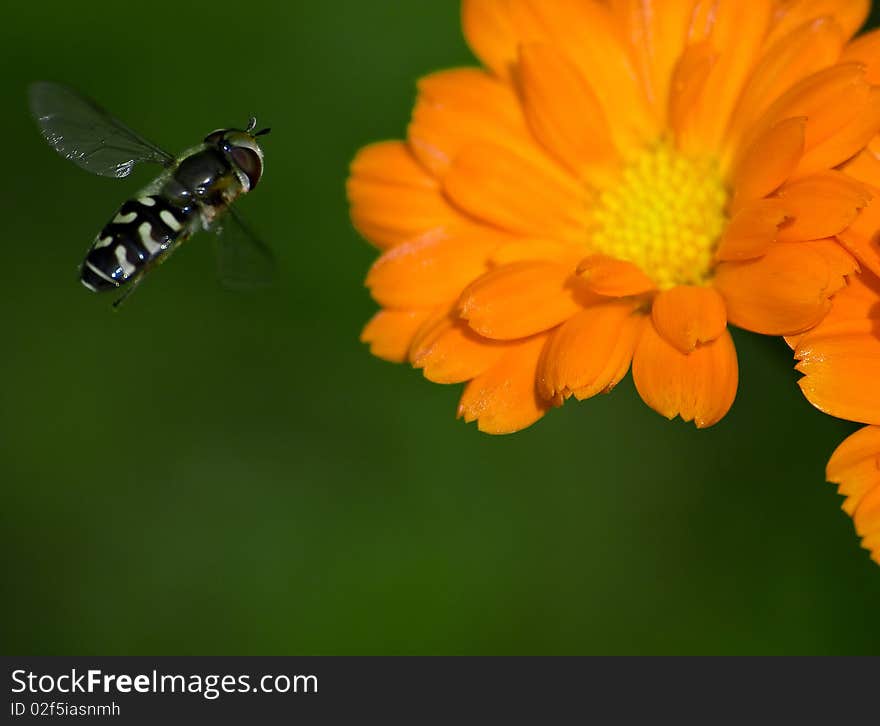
[730, 117, 806, 208]
[842, 146, 880, 188]
[714, 242, 843, 334]
[347, 141, 461, 249]
[841, 26, 880, 83]
[826, 426, 880, 564]
[537, 302, 642, 400]
[408, 68, 535, 177]
[794, 87, 880, 177]
[842, 489, 880, 561]
[515, 0, 658, 147]
[464, 0, 656, 147]
[443, 142, 587, 240]
[827, 426, 880, 508]
[489, 238, 574, 265]
[766, 0, 869, 46]
[669, 42, 717, 145]
[361, 308, 436, 363]
[632, 323, 738, 428]
[410, 314, 507, 384]
[458, 261, 589, 340]
[789, 266, 876, 350]
[461, 0, 519, 79]
[741, 64, 870, 168]
[727, 17, 845, 143]
[716, 199, 790, 261]
[804, 238, 859, 285]
[651, 286, 728, 354]
[796, 331, 880, 425]
[836, 155, 880, 276]
[458, 333, 551, 434]
[367, 228, 503, 308]
[775, 171, 871, 242]
[679, 0, 774, 154]
[576, 254, 656, 297]
[794, 270, 880, 425]
[518, 43, 618, 185]
[610, 0, 695, 122]
[837, 228, 880, 280]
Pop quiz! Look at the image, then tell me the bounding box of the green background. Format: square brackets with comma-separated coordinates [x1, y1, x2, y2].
[2, 1, 879, 655]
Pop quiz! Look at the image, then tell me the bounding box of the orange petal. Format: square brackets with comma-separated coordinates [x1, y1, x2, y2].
[510, 0, 657, 149]
[794, 87, 880, 177]
[826, 426, 880, 563]
[408, 68, 536, 178]
[410, 315, 507, 384]
[775, 171, 871, 242]
[730, 117, 806, 208]
[458, 261, 588, 340]
[852, 483, 880, 540]
[827, 426, 880, 506]
[837, 226, 880, 280]
[716, 199, 790, 261]
[841, 26, 880, 83]
[489, 238, 574, 265]
[517, 43, 618, 185]
[835, 159, 880, 277]
[464, 0, 655, 148]
[862, 531, 880, 564]
[714, 242, 842, 334]
[443, 142, 587, 240]
[740, 64, 870, 168]
[726, 17, 845, 144]
[783, 239, 856, 348]
[791, 267, 878, 350]
[841, 147, 880, 188]
[461, 0, 519, 79]
[632, 323, 738, 428]
[766, 0, 869, 46]
[796, 331, 880, 425]
[669, 42, 717, 145]
[610, 0, 695, 122]
[537, 302, 643, 400]
[803, 239, 859, 291]
[366, 227, 504, 308]
[361, 308, 436, 363]
[651, 286, 728, 354]
[678, 0, 774, 154]
[347, 141, 461, 249]
[458, 333, 552, 434]
[576, 254, 656, 297]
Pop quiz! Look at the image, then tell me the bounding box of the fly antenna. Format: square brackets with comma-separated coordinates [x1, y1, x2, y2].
[246, 116, 257, 133]
[254, 127, 271, 137]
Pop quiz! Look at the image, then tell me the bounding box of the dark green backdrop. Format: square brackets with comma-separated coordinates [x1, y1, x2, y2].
[2, 1, 879, 655]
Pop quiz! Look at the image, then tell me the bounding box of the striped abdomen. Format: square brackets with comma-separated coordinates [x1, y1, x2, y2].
[80, 195, 195, 291]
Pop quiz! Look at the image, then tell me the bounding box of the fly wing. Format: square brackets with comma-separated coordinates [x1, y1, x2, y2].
[213, 206, 276, 290]
[28, 81, 175, 178]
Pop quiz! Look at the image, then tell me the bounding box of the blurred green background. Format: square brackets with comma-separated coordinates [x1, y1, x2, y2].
[2, 1, 880, 655]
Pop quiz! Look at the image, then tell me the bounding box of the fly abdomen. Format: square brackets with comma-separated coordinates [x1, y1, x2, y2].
[80, 195, 194, 291]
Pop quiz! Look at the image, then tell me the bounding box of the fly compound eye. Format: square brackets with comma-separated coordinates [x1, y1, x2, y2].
[203, 129, 226, 145]
[230, 146, 262, 190]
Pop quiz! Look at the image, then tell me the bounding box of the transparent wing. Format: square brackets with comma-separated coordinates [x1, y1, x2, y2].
[28, 81, 175, 178]
[213, 206, 276, 290]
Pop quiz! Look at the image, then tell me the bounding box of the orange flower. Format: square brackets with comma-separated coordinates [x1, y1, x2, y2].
[792, 265, 880, 564]
[825, 426, 880, 564]
[793, 267, 880, 426]
[349, 0, 880, 434]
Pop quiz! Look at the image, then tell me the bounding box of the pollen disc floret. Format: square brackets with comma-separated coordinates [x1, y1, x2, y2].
[591, 142, 727, 290]
[349, 0, 880, 435]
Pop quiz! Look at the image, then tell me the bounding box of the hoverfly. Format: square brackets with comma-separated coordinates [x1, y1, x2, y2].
[28, 81, 273, 306]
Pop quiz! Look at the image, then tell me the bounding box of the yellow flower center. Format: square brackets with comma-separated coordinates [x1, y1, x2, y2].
[590, 141, 728, 290]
